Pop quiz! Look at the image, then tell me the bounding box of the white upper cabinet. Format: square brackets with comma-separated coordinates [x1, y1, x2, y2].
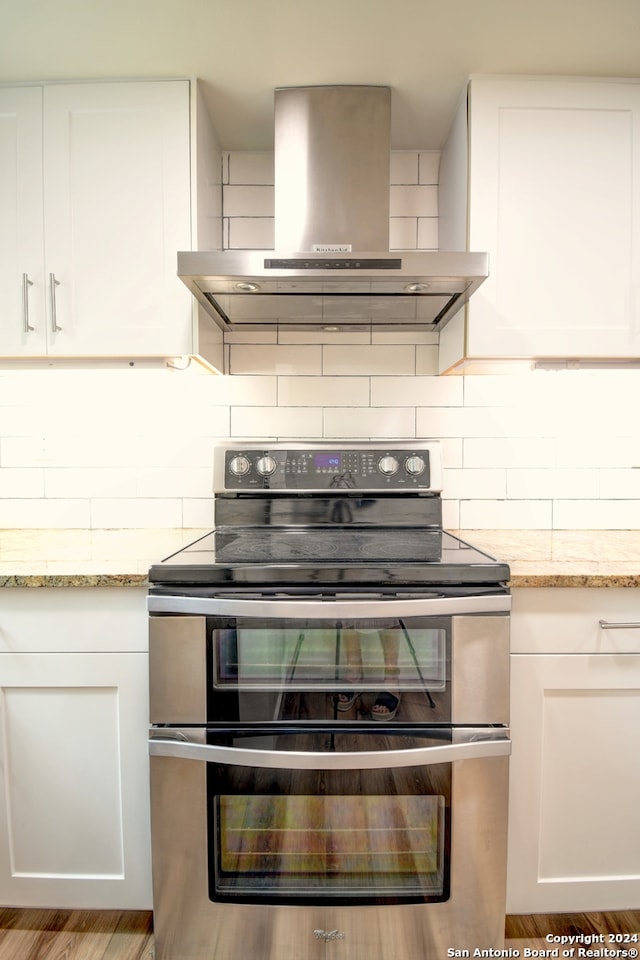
[438, 77, 640, 372]
[0, 80, 223, 367]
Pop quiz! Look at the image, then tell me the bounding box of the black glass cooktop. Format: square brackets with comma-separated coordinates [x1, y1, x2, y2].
[149, 529, 510, 588]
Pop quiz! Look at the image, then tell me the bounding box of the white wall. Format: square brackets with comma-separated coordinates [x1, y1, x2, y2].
[1, 150, 639, 532]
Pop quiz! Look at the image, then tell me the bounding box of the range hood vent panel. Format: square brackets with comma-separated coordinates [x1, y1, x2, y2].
[178, 85, 488, 334]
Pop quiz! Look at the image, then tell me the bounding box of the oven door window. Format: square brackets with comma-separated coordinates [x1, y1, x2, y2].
[206, 731, 450, 906]
[209, 615, 449, 723]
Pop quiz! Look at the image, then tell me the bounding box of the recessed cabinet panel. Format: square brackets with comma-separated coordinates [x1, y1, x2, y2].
[539, 685, 640, 882]
[4, 685, 123, 877]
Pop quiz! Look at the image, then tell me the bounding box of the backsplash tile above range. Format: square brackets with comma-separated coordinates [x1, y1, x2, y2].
[1, 150, 639, 533]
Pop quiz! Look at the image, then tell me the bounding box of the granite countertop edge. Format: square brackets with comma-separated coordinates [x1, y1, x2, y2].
[1, 528, 640, 589]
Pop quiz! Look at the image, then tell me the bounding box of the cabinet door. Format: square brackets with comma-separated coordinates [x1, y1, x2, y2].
[507, 652, 640, 913]
[0, 652, 151, 908]
[0, 86, 47, 355]
[467, 78, 640, 359]
[43, 81, 193, 356]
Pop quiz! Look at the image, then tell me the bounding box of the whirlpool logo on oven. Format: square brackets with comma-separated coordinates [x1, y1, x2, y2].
[314, 929, 346, 942]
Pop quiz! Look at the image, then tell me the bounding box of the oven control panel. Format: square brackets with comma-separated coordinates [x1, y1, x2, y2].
[215, 443, 442, 492]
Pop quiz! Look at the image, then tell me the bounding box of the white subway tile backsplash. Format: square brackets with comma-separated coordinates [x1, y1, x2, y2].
[441, 498, 461, 529]
[464, 438, 557, 469]
[227, 217, 275, 249]
[390, 185, 438, 217]
[390, 152, 419, 184]
[373, 331, 439, 345]
[415, 345, 440, 375]
[372, 376, 462, 407]
[44, 468, 138, 499]
[206, 374, 277, 406]
[323, 407, 416, 439]
[417, 218, 438, 249]
[507, 468, 599, 500]
[136, 467, 213, 498]
[552, 499, 640, 530]
[323, 345, 415, 376]
[557, 437, 635, 469]
[231, 406, 323, 439]
[279, 329, 372, 345]
[389, 218, 418, 249]
[460, 499, 552, 529]
[599, 469, 640, 499]
[0, 468, 45, 498]
[0, 498, 91, 528]
[278, 377, 369, 407]
[443, 468, 507, 500]
[223, 184, 274, 217]
[227, 151, 274, 185]
[182, 499, 216, 528]
[90, 498, 183, 529]
[230, 345, 322, 375]
[418, 152, 440, 185]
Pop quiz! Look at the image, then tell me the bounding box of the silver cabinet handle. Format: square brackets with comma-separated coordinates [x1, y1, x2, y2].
[22, 274, 34, 332]
[599, 620, 640, 630]
[49, 273, 61, 332]
[149, 733, 511, 770]
[147, 593, 511, 619]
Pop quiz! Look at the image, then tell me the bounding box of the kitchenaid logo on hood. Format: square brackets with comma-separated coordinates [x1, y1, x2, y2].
[312, 244, 352, 253]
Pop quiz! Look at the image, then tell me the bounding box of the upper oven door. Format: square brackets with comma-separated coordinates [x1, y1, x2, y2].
[148, 594, 510, 726]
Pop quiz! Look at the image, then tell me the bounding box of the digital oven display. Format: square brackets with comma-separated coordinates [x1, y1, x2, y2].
[314, 453, 341, 470]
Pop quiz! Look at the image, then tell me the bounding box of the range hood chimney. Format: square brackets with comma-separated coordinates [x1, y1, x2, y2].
[274, 84, 391, 252]
[178, 85, 488, 333]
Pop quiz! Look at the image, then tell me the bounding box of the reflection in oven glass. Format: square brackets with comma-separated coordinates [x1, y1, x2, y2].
[214, 620, 447, 692]
[214, 794, 444, 898]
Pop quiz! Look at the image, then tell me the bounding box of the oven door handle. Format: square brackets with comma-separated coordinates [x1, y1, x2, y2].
[148, 733, 511, 770]
[147, 594, 511, 618]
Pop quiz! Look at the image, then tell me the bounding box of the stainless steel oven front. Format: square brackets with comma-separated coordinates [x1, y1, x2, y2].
[148, 591, 510, 960]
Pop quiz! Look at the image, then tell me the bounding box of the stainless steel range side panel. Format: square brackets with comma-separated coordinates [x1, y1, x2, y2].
[452, 612, 510, 725]
[149, 615, 207, 725]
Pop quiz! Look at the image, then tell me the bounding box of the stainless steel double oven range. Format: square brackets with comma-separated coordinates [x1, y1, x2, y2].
[147, 441, 511, 960]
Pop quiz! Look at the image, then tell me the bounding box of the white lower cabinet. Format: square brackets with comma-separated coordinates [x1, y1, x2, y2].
[0, 588, 151, 909]
[507, 588, 640, 913]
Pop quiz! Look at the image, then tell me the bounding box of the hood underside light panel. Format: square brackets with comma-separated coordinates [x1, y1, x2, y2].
[178, 250, 489, 333]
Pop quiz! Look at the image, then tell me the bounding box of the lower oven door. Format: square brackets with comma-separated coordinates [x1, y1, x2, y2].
[149, 728, 510, 960]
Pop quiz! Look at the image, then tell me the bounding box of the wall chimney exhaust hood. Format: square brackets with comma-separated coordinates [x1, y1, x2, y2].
[178, 85, 488, 333]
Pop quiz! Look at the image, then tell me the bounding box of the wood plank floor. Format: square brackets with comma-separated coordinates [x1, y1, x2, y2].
[0, 908, 638, 958]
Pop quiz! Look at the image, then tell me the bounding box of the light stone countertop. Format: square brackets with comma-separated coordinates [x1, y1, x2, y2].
[454, 530, 640, 588]
[0, 528, 209, 587]
[1, 528, 639, 588]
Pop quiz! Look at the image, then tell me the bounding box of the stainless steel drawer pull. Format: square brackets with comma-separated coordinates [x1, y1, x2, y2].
[22, 273, 34, 332]
[598, 620, 640, 630]
[49, 273, 61, 332]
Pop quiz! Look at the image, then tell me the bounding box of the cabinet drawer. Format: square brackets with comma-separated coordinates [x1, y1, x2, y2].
[511, 587, 640, 653]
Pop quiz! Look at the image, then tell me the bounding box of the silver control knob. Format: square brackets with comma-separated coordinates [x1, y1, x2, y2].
[229, 455, 251, 477]
[255, 455, 277, 476]
[405, 455, 426, 476]
[377, 455, 399, 476]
